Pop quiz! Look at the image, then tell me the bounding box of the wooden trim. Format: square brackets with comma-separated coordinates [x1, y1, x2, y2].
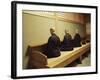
[57, 17, 84, 25]
[54, 12, 58, 33]
[23, 12, 84, 25]
[23, 12, 55, 20]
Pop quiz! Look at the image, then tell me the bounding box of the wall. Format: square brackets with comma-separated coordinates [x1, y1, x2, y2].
[85, 14, 91, 36]
[56, 20, 86, 40]
[22, 11, 87, 69]
[86, 22, 91, 35]
[23, 13, 55, 68]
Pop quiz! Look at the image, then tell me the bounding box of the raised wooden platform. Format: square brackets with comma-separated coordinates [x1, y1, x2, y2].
[47, 43, 90, 68]
[27, 43, 90, 69]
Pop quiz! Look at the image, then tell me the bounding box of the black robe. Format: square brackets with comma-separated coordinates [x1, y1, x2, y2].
[60, 33, 73, 51]
[73, 33, 81, 47]
[46, 34, 61, 58]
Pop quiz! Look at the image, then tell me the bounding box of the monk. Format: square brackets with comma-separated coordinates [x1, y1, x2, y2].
[60, 30, 73, 51]
[73, 29, 82, 47]
[45, 27, 61, 58]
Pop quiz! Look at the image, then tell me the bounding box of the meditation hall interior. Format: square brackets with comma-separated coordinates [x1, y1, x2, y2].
[22, 10, 91, 69]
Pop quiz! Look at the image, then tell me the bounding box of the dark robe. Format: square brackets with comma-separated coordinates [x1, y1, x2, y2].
[73, 33, 81, 47]
[60, 33, 73, 51]
[45, 34, 61, 58]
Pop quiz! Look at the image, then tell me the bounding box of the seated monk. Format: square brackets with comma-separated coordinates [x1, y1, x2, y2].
[45, 27, 61, 58]
[73, 29, 82, 47]
[60, 30, 73, 51]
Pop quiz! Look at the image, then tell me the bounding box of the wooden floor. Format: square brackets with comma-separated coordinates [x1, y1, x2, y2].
[66, 52, 91, 67]
[76, 53, 91, 67]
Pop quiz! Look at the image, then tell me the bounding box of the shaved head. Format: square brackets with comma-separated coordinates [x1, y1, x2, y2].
[50, 27, 55, 35]
[65, 29, 69, 34]
[75, 29, 79, 33]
